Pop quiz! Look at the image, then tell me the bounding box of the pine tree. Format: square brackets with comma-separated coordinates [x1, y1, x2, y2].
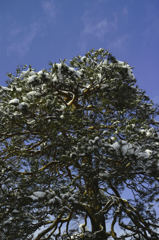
[0, 49, 159, 240]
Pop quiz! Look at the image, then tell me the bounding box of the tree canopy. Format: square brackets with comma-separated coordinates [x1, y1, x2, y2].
[0, 49, 159, 240]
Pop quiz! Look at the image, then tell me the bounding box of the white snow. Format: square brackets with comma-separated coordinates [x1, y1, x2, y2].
[127, 68, 135, 79]
[121, 142, 134, 155]
[16, 87, 22, 92]
[27, 119, 35, 125]
[28, 75, 37, 84]
[110, 136, 116, 141]
[139, 128, 154, 137]
[2, 86, 10, 91]
[121, 144, 129, 155]
[26, 91, 38, 98]
[144, 149, 152, 157]
[29, 70, 36, 75]
[13, 111, 20, 116]
[29, 195, 38, 201]
[146, 128, 154, 137]
[38, 70, 44, 75]
[22, 96, 28, 102]
[33, 191, 46, 198]
[137, 149, 152, 158]
[9, 98, 19, 105]
[139, 129, 146, 134]
[3, 217, 13, 224]
[20, 70, 30, 77]
[68, 67, 75, 72]
[98, 73, 102, 80]
[12, 209, 19, 213]
[101, 83, 108, 89]
[110, 140, 136, 156]
[48, 199, 54, 204]
[52, 74, 58, 82]
[117, 60, 125, 65]
[85, 84, 91, 89]
[94, 136, 99, 141]
[103, 59, 108, 65]
[56, 63, 62, 69]
[30, 191, 47, 201]
[81, 56, 86, 62]
[60, 114, 64, 119]
[56, 63, 63, 80]
[117, 60, 135, 79]
[68, 66, 82, 78]
[60, 104, 66, 111]
[99, 172, 109, 178]
[111, 142, 120, 150]
[41, 83, 47, 91]
[76, 70, 82, 77]
[43, 72, 49, 78]
[37, 69, 49, 77]
[18, 102, 29, 110]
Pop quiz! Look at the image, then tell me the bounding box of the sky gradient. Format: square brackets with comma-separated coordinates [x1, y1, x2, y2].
[0, 0, 159, 103]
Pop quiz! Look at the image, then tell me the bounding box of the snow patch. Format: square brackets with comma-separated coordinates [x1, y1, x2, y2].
[20, 70, 30, 78]
[33, 191, 46, 198]
[38, 70, 44, 75]
[28, 75, 37, 84]
[9, 98, 19, 105]
[117, 60, 135, 79]
[111, 142, 120, 150]
[16, 87, 22, 92]
[18, 102, 29, 110]
[121, 142, 134, 155]
[2, 86, 10, 91]
[137, 149, 152, 159]
[27, 91, 38, 98]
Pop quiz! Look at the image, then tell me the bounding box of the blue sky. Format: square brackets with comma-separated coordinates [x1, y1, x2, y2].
[0, 0, 159, 103]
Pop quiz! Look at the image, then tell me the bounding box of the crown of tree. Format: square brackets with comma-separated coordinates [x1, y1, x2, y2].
[0, 49, 159, 240]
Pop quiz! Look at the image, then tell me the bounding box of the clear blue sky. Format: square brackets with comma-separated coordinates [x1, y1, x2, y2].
[0, 0, 159, 102]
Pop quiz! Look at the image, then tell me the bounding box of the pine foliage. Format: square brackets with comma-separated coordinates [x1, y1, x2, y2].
[0, 49, 159, 240]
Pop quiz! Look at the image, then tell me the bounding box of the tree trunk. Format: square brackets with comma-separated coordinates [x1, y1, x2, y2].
[89, 214, 108, 239]
[82, 155, 107, 238]
[90, 213, 105, 231]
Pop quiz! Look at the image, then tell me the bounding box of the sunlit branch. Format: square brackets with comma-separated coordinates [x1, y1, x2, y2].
[17, 160, 59, 175]
[34, 212, 64, 240]
[110, 212, 118, 238]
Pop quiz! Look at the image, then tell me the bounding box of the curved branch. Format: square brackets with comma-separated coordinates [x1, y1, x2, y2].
[111, 212, 118, 239]
[34, 212, 63, 240]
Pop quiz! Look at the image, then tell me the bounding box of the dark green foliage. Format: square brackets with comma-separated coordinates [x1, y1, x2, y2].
[0, 49, 159, 240]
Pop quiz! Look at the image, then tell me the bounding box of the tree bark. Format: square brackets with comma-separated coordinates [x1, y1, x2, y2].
[90, 214, 106, 232]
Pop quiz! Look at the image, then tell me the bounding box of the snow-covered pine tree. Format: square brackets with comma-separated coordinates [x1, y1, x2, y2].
[0, 49, 159, 240]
